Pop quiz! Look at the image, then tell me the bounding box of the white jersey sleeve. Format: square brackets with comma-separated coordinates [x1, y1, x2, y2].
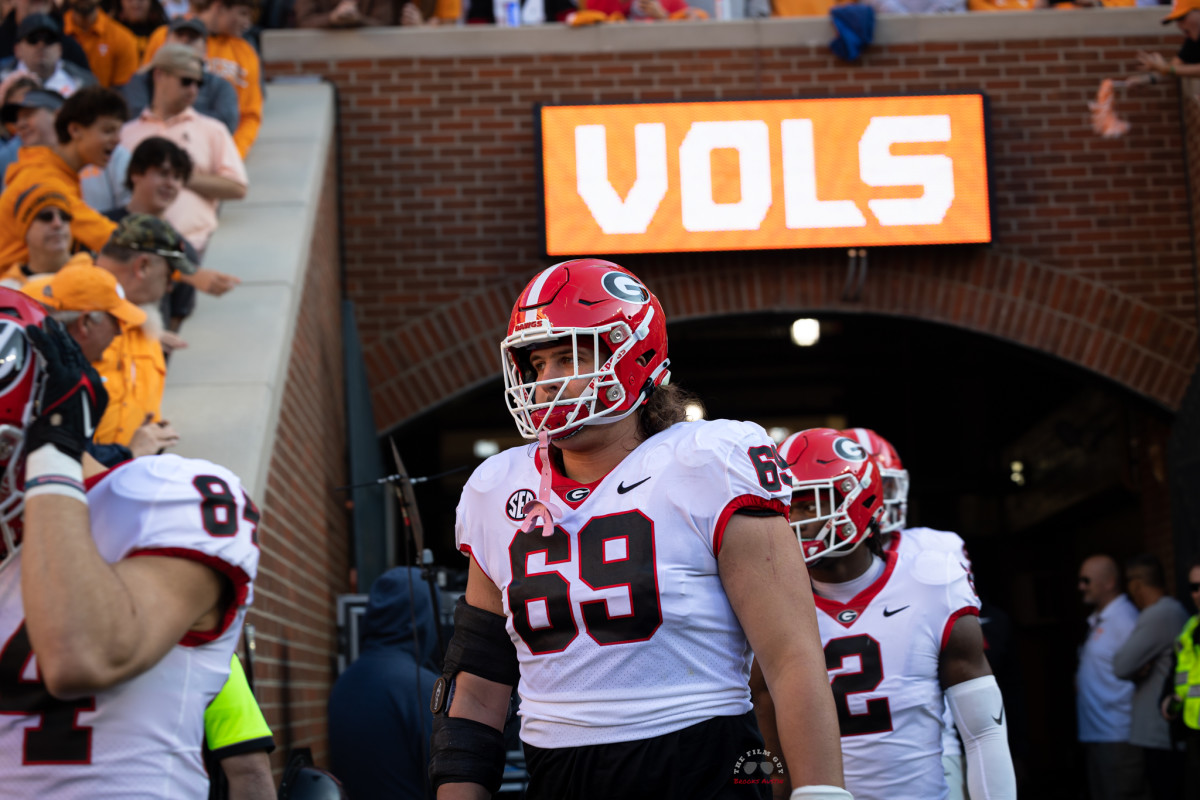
[0, 454, 260, 799]
[455, 419, 790, 748]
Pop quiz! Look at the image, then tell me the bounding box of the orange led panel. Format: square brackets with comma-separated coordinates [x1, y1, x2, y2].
[538, 95, 991, 256]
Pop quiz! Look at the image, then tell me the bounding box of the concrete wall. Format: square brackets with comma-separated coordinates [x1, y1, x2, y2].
[163, 81, 348, 769]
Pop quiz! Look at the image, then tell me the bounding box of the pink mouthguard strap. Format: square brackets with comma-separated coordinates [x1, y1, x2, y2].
[520, 430, 562, 537]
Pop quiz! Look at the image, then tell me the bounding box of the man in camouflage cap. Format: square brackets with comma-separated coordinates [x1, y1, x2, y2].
[106, 212, 197, 278]
[92, 213, 192, 448]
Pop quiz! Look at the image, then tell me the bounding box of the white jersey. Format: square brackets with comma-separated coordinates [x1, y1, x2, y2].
[456, 419, 791, 748]
[886, 527, 973, 759]
[0, 455, 260, 799]
[814, 548, 979, 800]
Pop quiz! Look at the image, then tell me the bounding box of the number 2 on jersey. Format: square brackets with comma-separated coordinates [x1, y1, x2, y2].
[825, 634, 893, 736]
[508, 511, 662, 654]
[0, 622, 94, 764]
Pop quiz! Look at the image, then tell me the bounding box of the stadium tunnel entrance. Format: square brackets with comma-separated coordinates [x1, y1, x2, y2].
[388, 311, 1180, 800]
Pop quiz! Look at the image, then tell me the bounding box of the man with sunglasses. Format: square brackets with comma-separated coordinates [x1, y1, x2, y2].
[0, 13, 97, 96]
[119, 42, 246, 255]
[0, 86, 127, 265]
[0, 193, 91, 289]
[1111, 554, 1189, 800]
[118, 18, 239, 136]
[1076, 554, 1144, 800]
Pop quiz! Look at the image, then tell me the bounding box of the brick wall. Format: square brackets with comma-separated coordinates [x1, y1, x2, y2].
[249, 145, 350, 771]
[266, 19, 1199, 429]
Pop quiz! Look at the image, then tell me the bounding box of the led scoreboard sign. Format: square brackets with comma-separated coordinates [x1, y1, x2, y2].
[537, 94, 992, 256]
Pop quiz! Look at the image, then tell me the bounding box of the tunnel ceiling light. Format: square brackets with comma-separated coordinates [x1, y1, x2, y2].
[791, 318, 820, 347]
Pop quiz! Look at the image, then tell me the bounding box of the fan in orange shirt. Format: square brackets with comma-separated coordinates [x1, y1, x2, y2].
[0, 87, 125, 267]
[64, 0, 139, 87]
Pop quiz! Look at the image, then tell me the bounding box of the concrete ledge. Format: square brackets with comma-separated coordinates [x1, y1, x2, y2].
[161, 81, 335, 498]
[263, 6, 1169, 62]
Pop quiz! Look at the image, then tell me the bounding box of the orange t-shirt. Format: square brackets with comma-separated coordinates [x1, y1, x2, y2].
[0, 147, 117, 267]
[772, 0, 835, 14]
[64, 9, 140, 88]
[94, 322, 166, 446]
[142, 26, 262, 158]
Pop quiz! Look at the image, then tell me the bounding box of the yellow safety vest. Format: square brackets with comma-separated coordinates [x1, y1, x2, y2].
[1175, 615, 1200, 730]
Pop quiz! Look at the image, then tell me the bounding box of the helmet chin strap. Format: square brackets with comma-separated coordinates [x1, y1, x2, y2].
[520, 431, 563, 538]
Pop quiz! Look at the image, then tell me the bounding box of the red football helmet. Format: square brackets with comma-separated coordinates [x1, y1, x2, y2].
[841, 427, 909, 535]
[779, 428, 884, 562]
[501, 259, 670, 439]
[0, 290, 48, 570]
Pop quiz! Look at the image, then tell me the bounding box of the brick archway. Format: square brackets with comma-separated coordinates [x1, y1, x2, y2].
[367, 248, 1198, 433]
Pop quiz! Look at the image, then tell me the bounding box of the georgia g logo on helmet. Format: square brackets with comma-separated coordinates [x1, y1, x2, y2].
[832, 437, 867, 462]
[601, 271, 649, 304]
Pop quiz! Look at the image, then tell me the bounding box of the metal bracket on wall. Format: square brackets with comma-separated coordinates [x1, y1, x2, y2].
[842, 248, 868, 302]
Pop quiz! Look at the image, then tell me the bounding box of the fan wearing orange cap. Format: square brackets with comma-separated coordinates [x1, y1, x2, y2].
[1138, 0, 1200, 80]
[22, 253, 181, 465]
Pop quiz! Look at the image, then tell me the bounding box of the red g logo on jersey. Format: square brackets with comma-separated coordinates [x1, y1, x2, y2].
[506, 489, 536, 521]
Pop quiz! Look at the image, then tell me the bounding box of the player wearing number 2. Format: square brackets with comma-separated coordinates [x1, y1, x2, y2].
[428, 259, 849, 800]
[770, 428, 1015, 800]
[0, 288, 259, 797]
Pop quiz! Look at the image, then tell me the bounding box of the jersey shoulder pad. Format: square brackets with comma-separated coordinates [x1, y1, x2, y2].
[901, 527, 967, 558]
[96, 454, 259, 588]
[103, 454, 246, 503]
[461, 445, 530, 496]
[679, 418, 771, 451]
[907, 549, 970, 587]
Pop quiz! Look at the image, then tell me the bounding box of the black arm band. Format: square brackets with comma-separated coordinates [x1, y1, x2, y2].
[443, 597, 520, 687]
[428, 715, 507, 794]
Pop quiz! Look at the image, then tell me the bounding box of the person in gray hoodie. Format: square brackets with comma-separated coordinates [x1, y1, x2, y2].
[328, 567, 440, 800]
[1113, 553, 1190, 800]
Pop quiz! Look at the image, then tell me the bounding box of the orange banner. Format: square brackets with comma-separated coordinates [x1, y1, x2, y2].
[538, 95, 991, 256]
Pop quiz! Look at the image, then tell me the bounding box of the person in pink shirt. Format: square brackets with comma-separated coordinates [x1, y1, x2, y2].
[118, 42, 245, 254]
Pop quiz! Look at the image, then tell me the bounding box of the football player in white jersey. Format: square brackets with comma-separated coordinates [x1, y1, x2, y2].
[763, 428, 1015, 800]
[0, 288, 260, 798]
[428, 260, 850, 800]
[840, 427, 973, 799]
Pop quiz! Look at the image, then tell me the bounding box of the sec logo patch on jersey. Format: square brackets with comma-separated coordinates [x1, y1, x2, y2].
[506, 489, 536, 521]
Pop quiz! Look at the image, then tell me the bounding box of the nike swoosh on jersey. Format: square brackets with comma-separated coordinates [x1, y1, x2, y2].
[882, 605, 910, 617]
[993, 707, 1004, 726]
[617, 476, 651, 494]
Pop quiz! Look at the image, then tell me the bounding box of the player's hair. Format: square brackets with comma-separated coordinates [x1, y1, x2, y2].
[637, 383, 696, 440]
[55, 87, 128, 145]
[126, 137, 194, 191]
[1125, 553, 1166, 590]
